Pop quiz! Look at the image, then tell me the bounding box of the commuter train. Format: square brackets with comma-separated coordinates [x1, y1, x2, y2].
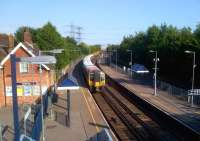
[82, 55, 106, 92]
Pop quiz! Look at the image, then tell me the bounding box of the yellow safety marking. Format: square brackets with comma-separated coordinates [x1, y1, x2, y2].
[80, 87, 100, 132]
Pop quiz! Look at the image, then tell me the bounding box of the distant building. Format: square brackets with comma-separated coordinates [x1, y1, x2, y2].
[0, 31, 54, 107]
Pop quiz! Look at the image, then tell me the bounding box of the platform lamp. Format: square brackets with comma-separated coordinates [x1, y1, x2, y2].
[185, 50, 196, 106]
[149, 50, 159, 96]
[11, 55, 56, 141]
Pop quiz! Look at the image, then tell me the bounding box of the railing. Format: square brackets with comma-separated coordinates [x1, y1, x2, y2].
[20, 92, 49, 141]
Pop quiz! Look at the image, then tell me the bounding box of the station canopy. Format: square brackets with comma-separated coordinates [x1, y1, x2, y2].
[131, 64, 149, 74]
[57, 78, 79, 90]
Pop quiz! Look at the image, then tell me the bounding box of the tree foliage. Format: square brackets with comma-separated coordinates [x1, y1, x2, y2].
[107, 24, 200, 88]
[15, 22, 101, 70]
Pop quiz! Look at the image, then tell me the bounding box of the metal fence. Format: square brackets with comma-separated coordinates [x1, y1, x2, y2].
[188, 89, 200, 105]
[31, 107, 42, 141]
[156, 79, 188, 99]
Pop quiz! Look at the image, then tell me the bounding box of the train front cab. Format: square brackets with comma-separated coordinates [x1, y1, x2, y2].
[88, 70, 105, 92]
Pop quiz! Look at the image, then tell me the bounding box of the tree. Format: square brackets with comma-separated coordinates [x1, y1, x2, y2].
[35, 22, 64, 50]
[14, 22, 97, 70]
[194, 24, 200, 45]
[107, 23, 200, 88]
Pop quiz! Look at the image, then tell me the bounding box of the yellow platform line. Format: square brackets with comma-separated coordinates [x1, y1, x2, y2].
[80, 87, 100, 132]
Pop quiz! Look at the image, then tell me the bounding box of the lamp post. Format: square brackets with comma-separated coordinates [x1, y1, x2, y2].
[19, 55, 56, 141]
[112, 49, 117, 71]
[109, 51, 112, 66]
[149, 50, 159, 96]
[185, 50, 196, 106]
[106, 50, 112, 66]
[126, 50, 133, 77]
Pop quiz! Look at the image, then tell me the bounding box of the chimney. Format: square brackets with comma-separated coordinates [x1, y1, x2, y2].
[23, 28, 33, 45]
[0, 34, 9, 48]
[8, 34, 14, 49]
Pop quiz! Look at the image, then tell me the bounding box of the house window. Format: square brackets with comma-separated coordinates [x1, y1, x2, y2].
[19, 62, 28, 73]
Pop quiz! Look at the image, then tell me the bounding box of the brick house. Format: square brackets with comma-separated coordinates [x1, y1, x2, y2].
[0, 32, 54, 107]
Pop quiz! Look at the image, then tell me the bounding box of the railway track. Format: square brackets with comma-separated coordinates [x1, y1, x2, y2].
[90, 55, 200, 141]
[94, 92, 137, 141]
[94, 83, 179, 141]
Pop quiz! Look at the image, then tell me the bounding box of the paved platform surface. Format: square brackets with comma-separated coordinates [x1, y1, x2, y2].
[99, 64, 200, 133]
[45, 63, 116, 141]
[0, 62, 116, 141]
[0, 105, 25, 141]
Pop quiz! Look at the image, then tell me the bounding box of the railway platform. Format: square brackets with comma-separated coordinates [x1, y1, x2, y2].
[45, 64, 116, 141]
[99, 64, 200, 136]
[0, 61, 116, 141]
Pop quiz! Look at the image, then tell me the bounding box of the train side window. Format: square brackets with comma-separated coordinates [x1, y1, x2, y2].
[94, 71, 100, 81]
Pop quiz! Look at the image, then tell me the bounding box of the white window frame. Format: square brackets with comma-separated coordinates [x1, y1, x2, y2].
[19, 62, 29, 73]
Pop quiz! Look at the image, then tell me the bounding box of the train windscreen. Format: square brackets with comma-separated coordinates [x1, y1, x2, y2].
[94, 71, 100, 82]
[89, 72, 94, 81]
[100, 72, 105, 81]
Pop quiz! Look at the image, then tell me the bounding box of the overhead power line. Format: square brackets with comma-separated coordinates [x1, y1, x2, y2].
[65, 24, 83, 43]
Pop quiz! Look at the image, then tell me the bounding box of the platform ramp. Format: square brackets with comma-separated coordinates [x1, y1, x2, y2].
[89, 129, 113, 141]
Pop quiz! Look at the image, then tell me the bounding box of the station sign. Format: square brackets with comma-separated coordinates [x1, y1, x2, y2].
[16, 82, 37, 85]
[188, 89, 200, 96]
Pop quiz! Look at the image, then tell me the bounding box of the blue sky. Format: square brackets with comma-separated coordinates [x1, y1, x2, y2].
[0, 0, 200, 45]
